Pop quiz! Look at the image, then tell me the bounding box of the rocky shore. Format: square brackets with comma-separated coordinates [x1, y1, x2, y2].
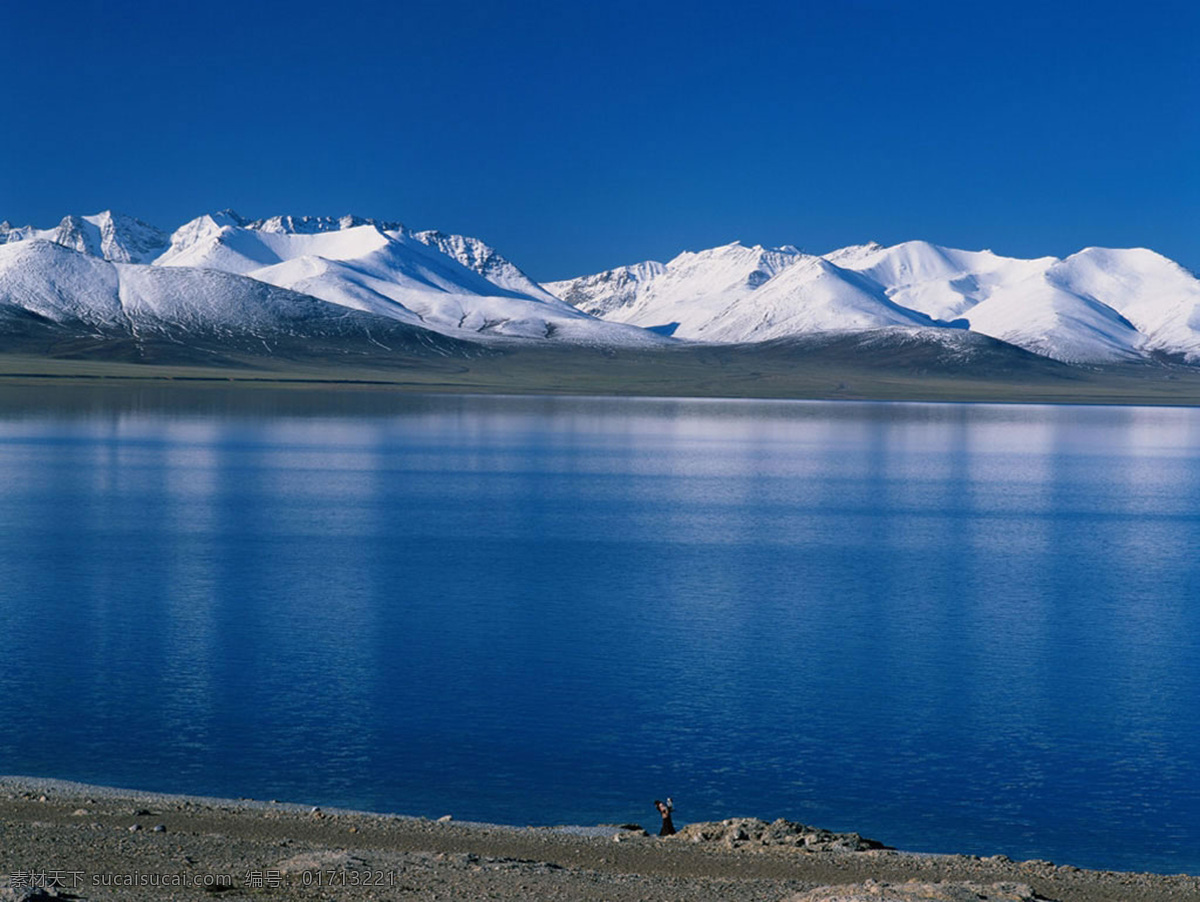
[0, 778, 1195, 901]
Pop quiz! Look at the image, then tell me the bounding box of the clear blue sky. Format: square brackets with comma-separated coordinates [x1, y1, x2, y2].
[2, 0, 1196, 280]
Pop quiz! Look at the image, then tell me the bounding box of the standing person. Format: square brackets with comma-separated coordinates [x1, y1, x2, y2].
[654, 798, 675, 836]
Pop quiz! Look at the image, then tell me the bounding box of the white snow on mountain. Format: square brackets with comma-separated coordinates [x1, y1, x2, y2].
[545, 260, 668, 319]
[547, 241, 944, 342]
[247, 213, 402, 234]
[1, 211, 665, 347]
[0, 239, 378, 336]
[411, 230, 559, 303]
[827, 240, 1053, 321]
[1048, 247, 1200, 361]
[4, 208, 1200, 364]
[961, 278, 1142, 363]
[827, 240, 1200, 362]
[154, 212, 663, 344]
[824, 240, 1142, 363]
[155, 212, 408, 276]
[0, 212, 169, 264]
[712, 256, 946, 340]
[0, 240, 124, 327]
[553, 238, 1200, 363]
[547, 242, 807, 338]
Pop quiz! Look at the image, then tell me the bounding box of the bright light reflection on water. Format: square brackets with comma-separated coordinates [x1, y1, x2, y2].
[0, 393, 1197, 874]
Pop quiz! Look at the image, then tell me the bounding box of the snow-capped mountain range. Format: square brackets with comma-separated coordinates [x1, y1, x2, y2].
[0, 210, 664, 353]
[548, 241, 1200, 364]
[0, 211, 171, 265]
[2, 209, 1198, 366]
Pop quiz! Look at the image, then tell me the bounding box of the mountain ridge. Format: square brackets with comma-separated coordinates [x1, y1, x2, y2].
[550, 238, 1200, 364]
[3, 209, 1199, 367]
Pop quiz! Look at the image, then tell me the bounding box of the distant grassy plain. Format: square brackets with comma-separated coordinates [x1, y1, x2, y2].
[4, 333, 1200, 408]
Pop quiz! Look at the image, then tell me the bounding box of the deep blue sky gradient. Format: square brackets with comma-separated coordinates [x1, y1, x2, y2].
[2, 0, 1196, 279]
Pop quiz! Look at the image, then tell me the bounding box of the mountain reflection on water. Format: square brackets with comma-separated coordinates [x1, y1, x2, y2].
[0, 389, 1197, 875]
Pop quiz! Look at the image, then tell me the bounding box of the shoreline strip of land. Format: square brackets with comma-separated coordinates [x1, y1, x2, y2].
[7, 342, 1200, 409]
[1, 776, 1196, 901]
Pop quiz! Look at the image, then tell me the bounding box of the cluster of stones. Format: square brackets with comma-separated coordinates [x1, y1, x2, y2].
[674, 817, 890, 852]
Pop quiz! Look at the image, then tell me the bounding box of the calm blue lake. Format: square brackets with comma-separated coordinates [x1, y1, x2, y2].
[1, 391, 1198, 874]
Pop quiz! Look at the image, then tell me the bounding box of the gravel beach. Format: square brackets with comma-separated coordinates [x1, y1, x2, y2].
[1, 778, 1195, 901]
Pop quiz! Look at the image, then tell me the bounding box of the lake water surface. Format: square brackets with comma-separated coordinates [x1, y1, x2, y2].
[1, 390, 1197, 874]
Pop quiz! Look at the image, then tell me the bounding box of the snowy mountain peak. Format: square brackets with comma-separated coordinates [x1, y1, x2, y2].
[668, 240, 800, 265]
[0, 211, 168, 264]
[659, 241, 807, 296]
[410, 229, 556, 302]
[245, 214, 404, 234]
[158, 211, 400, 275]
[0, 223, 38, 245]
[50, 215, 102, 257]
[549, 241, 812, 336]
[823, 241, 885, 266]
[159, 209, 248, 246]
[5, 208, 1200, 366]
[544, 260, 668, 317]
[85, 211, 170, 264]
[0, 210, 670, 349]
[547, 237, 1200, 361]
[163, 213, 239, 259]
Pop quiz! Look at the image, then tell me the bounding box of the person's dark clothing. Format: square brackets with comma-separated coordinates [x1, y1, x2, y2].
[654, 799, 675, 836]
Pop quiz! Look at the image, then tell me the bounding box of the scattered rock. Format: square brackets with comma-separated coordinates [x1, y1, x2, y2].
[152, 824, 166, 833]
[675, 818, 890, 852]
[128, 823, 141, 832]
[437, 814, 453, 823]
[70, 809, 89, 816]
[782, 879, 1054, 901]
[622, 827, 649, 838]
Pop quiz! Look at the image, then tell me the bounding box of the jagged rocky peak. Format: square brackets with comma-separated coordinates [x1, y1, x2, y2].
[90, 211, 170, 264]
[212, 209, 249, 226]
[0, 221, 37, 245]
[545, 260, 668, 316]
[166, 211, 241, 252]
[669, 239, 797, 264]
[550, 238, 808, 313]
[410, 229, 556, 301]
[823, 241, 886, 268]
[664, 240, 806, 291]
[51, 215, 102, 257]
[246, 213, 404, 234]
[412, 230, 508, 276]
[8, 207, 1200, 364]
[0, 210, 168, 263]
